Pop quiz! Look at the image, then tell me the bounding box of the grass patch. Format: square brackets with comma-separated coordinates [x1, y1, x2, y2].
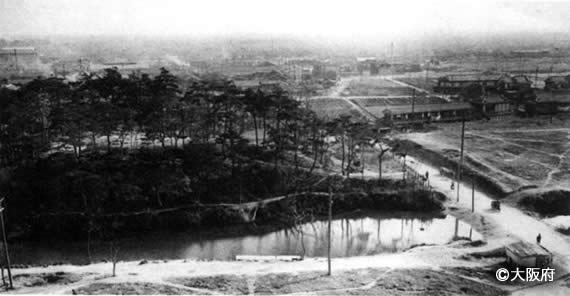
[75, 282, 197, 295]
[165, 268, 506, 296]
[515, 189, 570, 216]
[168, 274, 249, 295]
[13, 272, 82, 288]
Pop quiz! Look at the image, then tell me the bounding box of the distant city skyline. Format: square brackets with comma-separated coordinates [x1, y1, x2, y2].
[1, 0, 569, 40]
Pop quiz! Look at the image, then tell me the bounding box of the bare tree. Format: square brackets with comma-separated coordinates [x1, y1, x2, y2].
[377, 144, 390, 181]
[327, 185, 333, 276]
[110, 242, 120, 277]
[291, 204, 308, 260]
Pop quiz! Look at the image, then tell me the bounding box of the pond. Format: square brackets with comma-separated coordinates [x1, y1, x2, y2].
[7, 213, 481, 266]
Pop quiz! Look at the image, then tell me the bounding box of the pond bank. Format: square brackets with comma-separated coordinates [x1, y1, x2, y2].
[9, 210, 477, 267]
[20, 179, 446, 242]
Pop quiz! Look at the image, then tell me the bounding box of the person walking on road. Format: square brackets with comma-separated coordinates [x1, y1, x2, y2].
[537, 233, 542, 244]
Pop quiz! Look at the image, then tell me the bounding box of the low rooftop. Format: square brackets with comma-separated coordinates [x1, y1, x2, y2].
[0, 47, 37, 55]
[439, 73, 502, 82]
[506, 241, 551, 258]
[535, 90, 570, 103]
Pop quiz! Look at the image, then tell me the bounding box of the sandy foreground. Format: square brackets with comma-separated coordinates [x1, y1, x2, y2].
[0, 240, 511, 295]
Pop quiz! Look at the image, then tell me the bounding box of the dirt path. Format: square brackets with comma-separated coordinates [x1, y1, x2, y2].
[402, 132, 530, 192]
[323, 76, 355, 97]
[543, 148, 570, 188]
[384, 76, 430, 94]
[419, 129, 569, 190]
[405, 156, 570, 271]
[485, 128, 570, 133]
[467, 132, 562, 158]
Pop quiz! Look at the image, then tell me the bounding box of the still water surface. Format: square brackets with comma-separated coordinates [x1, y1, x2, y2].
[10, 213, 480, 265]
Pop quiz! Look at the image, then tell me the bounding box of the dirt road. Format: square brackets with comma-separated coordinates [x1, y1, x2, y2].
[384, 76, 430, 94]
[405, 156, 570, 272]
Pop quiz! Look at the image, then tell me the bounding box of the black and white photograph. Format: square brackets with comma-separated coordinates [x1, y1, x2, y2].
[0, 0, 569, 294]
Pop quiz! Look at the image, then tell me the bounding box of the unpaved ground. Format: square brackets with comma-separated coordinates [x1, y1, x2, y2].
[165, 268, 506, 295]
[405, 154, 570, 265]
[306, 98, 366, 121]
[544, 216, 570, 234]
[339, 77, 416, 97]
[76, 282, 201, 295]
[400, 118, 570, 192]
[2, 255, 508, 295]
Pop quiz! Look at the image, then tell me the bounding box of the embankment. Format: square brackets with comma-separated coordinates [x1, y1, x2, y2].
[506, 188, 570, 216]
[26, 179, 446, 241]
[390, 139, 508, 198]
[391, 138, 570, 219]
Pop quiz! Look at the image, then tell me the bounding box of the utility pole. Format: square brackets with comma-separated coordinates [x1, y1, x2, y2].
[390, 42, 394, 76]
[400, 153, 407, 182]
[453, 218, 459, 239]
[0, 198, 12, 290]
[411, 89, 416, 123]
[360, 145, 365, 180]
[12, 49, 18, 73]
[456, 115, 466, 202]
[327, 186, 333, 276]
[425, 61, 430, 87]
[471, 180, 475, 213]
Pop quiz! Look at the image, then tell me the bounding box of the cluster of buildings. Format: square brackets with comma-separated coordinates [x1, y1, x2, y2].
[0, 47, 46, 85]
[431, 72, 570, 118]
[356, 72, 570, 127]
[0, 47, 40, 71]
[354, 57, 423, 76]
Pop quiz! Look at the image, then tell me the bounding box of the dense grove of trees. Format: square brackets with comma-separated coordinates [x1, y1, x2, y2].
[0, 67, 395, 239]
[0, 67, 388, 174]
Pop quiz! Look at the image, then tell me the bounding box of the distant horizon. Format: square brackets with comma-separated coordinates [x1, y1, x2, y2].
[2, 0, 570, 40]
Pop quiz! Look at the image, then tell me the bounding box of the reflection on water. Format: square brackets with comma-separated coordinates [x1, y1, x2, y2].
[183, 215, 480, 259]
[9, 214, 480, 265]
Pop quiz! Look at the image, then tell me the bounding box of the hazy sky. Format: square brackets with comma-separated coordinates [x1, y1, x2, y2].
[1, 0, 569, 39]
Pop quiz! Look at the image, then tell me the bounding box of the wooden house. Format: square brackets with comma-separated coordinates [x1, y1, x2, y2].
[544, 76, 570, 90]
[469, 93, 513, 118]
[433, 73, 502, 94]
[505, 241, 552, 268]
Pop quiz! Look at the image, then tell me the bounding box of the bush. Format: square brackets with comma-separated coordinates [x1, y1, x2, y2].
[517, 190, 570, 216]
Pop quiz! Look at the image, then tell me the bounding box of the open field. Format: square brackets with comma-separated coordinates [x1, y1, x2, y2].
[442, 56, 570, 74]
[393, 76, 438, 93]
[340, 77, 416, 97]
[307, 98, 367, 121]
[399, 116, 570, 193]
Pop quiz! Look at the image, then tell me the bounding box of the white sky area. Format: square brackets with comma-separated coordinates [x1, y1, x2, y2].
[0, 0, 568, 39]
